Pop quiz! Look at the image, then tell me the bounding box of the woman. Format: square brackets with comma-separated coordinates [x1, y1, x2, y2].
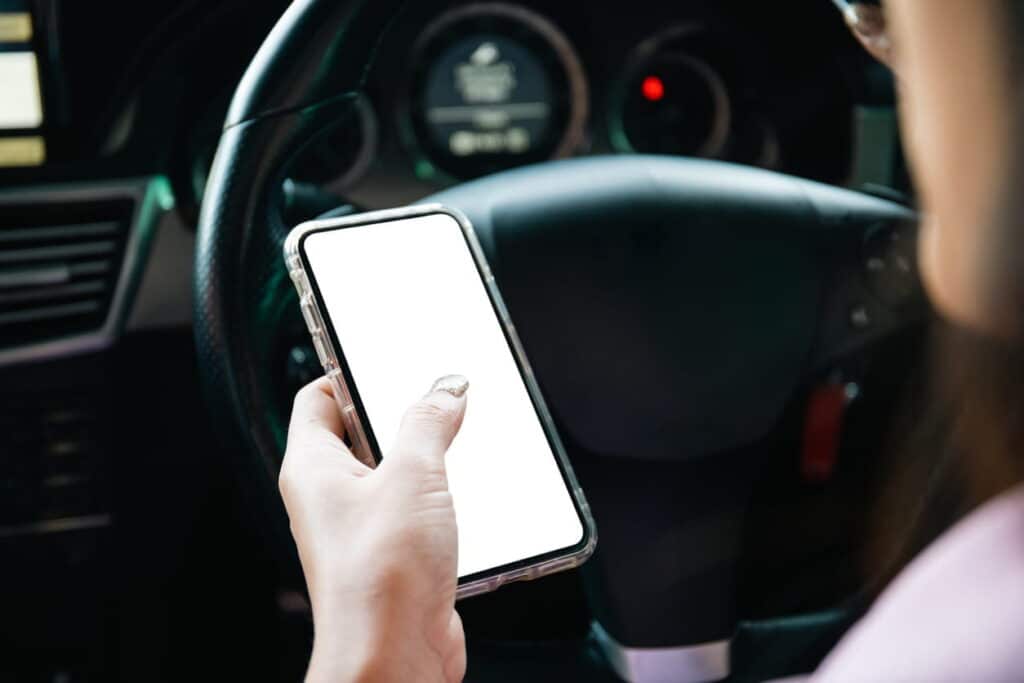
[280, 1, 1024, 680]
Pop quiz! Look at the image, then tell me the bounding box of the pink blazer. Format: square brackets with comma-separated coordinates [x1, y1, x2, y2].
[813, 484, 1024, 681]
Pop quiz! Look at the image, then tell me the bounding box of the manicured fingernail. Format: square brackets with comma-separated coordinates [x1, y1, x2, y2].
[428, 375, 469, 398]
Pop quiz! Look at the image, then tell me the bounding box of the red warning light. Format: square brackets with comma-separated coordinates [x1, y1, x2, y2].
[641, 75, 665, 102]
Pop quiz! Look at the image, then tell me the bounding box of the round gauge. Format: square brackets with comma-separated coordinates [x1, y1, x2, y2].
[612, 31, 731, 158]
[405, 4, 588, 180]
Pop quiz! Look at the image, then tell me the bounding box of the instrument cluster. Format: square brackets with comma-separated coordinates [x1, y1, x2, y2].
[284, 1, 859, 205]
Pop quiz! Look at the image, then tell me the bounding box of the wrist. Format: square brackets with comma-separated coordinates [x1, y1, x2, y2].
[306, 638, 388, 683]
[305, 603, 397, 683]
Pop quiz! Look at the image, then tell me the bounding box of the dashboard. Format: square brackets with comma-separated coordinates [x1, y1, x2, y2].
[0, 0, 900, 374]
[0, 1, 48, 166]
[288, 0, 884, 209]
[0, 0, 897, 215]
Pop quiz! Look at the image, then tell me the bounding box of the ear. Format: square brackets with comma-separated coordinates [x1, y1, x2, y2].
[845, 3, 897, 71]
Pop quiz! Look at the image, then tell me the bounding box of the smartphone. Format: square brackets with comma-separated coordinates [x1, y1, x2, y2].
[283, 205, 596, 598]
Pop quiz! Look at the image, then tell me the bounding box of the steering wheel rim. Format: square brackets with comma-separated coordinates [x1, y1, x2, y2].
[195, 0, 921, 656]
[194, 0, 406, 583]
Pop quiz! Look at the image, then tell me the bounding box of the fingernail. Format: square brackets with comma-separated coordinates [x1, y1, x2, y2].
[428, 374, 469, 398]
[847, 3, 885, 38]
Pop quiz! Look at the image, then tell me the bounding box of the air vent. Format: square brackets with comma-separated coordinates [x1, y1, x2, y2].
[0, 198, 135, 351]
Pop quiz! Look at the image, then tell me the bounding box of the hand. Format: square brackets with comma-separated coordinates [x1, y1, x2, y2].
[280, 374, 470, 682]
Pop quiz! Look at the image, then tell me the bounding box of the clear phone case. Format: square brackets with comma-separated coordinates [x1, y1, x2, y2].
[283, 204, 596, 599]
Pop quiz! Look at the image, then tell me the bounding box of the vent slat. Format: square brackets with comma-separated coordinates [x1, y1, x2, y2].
[69, 261, 112, 277]
[0, 261, 113, 291]
[0, 264, 71, 290]
[0, 241, 117, 264]
[0, 280, 106, 306]
[0, 222, 120, 244]
[0, 300, 101, 327]
[0, 194, 135, 350]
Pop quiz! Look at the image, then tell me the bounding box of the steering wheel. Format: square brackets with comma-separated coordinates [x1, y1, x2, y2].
[194, 0, 919, 678]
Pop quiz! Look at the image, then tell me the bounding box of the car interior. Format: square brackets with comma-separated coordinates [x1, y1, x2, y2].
[0, 0, 926, 681]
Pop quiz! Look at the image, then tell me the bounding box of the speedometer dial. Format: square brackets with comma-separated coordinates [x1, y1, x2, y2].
[611, 27, 732, 160]
[404, 4, 588, 180]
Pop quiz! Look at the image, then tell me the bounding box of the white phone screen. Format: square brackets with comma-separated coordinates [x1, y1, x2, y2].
[303, 212, 585, 579]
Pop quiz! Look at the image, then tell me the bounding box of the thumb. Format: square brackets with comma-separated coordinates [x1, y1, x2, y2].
[386, 375, 469, 467]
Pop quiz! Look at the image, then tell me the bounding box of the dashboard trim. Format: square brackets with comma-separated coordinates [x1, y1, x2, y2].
[0, 513, 112, 539]
[592, 620, 731, 683]
[0, 176, 173, 368]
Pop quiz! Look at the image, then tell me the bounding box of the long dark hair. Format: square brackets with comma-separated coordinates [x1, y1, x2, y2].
[867, 326, 1024, 590]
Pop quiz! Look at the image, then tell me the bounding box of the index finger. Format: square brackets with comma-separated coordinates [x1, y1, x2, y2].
[286, 377, 371, 474]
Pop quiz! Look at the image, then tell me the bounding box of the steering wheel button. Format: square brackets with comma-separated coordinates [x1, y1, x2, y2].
[863, 223, 921, 307]
[850, 305, 871, 329]
[865, 256, 885, 272]
[801, 383, 851, 483]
